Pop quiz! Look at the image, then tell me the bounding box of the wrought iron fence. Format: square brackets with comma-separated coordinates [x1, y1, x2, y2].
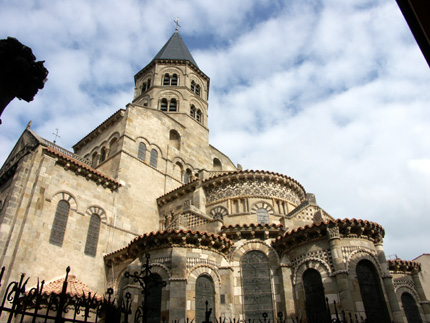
[0, 262, 372, 323]
[0, 266, 118, 323]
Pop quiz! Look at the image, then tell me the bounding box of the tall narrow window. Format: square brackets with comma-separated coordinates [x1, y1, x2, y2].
[49, 200, 70, 247]
[303, 269, 327, 323]
[169, 130, 180, 149]
[169, 99, 177, 111]
[190, 105, 196, 118]
[163, 73, 170, 85]
[191, 81, 195, 92]
[401, 292, 423, 323]
[171, 74, 178, 86]
[160, 99, 168, 111]
[150, 149, 158, 168]
[184, 169, 192, 184]
[146, 274, 163, 323]
[196, 275, 215, 323]
[142, 83, 147, 93]
[99, 147, 106, 163]
[196, 84, 201, 96]
[91, 152, 98, 168]
[147, 79, 151, 88]
[138, 142, 146, 160]
[213, 158, 222, 171]
[196, 110, 202, 123]
[241, 251, 274, 322]
[356, 260, 391, 322]
[84, 214, 101, 257]
[109, 138, 119, 157]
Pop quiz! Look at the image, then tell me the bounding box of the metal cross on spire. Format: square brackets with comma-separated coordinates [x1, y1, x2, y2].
[174, 17, 181, 31]
[52, 128, 60, 144]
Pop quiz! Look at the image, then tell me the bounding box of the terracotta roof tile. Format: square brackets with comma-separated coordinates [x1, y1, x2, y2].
[44, 146, 120, 189]
[33, 275, 102, 301]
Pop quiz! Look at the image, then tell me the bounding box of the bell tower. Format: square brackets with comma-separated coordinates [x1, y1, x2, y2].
[132, 30, 210, 127]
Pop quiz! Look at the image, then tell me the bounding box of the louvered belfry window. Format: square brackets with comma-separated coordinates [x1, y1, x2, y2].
[49, 200, 70, 247]
[84, 214, 101, 257]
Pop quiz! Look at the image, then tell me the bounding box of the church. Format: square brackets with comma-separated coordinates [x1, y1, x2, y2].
[0, 29, 429, 323]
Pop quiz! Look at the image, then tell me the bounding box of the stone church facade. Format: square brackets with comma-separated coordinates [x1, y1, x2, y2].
[0, 31, 429, 322]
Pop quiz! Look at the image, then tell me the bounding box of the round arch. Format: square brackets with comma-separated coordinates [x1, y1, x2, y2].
[294, 258, 332, 285]
[51, 191, 78, 212]
[85, 206, 107, 224]
[230, 240, 280, 267]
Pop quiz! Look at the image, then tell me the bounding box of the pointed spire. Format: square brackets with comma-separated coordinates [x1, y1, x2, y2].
[153, 31, 198, 67]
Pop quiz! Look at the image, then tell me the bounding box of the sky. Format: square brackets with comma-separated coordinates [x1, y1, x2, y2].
[1, 0, 430, 260]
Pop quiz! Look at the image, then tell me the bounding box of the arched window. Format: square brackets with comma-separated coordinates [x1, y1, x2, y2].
[142, 83, 147, 93]
[169, 130, 180, 149]
[146, 274, 163, 323]
[196, 84, 201, 96]
[184, 169, 192, 184]
[171, 74, 178, 86]
[356, 260, 391, 322]
[303, 269, 327, 323]
[138, 142, 146, 161]
[401, 292, 423, 323]
[190, 105, 196, 118]
[91, 152, 98, 168]
[84, 214, 101, 257]
[99, 147, 106, 163]
[147, 79, 151, 88]
[163, 73, 170, 85]
[213, 158, 222, 171]
[241, 251, 274, 321]
[256, 208, 269, 225]
[169, 99, 177, 111]
[191, 80, 195, 92]
[196, 109, 202, 123]
[174, 162, 183, 181]
[49, 200, 70, 247]
[160, 99, 168, 111]
[196, 275, 215, 323]
[109, 138, 119, 157]
[150, 149, 158, 168]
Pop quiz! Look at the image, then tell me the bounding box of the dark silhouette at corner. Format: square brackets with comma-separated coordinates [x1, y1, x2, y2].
[0, 37, 48, 124]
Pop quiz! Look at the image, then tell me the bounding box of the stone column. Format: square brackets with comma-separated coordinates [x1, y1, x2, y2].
[169, 248, 188, 319]
[375, 242, 404, 323]
[411, 271, 430, 321]
[327, 226, 356, 314]
[279, 264, 296, 318]
[169, 279, 187, 318]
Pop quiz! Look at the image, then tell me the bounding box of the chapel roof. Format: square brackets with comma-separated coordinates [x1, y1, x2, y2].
[28, 273, 102, 301]
[153, 31, 198, 67]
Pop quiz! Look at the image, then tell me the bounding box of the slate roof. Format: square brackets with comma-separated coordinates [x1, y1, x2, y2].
[153, 31, 198, 67]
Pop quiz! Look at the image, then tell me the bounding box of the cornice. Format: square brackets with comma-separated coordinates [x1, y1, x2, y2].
[387, 259, 421, 274]
[220, 223, 287, 241]
[43, 147, 120, 191]
[104, 229, 233, 266]
[273, 218, 385, 254]
[201, 170, 307, 203]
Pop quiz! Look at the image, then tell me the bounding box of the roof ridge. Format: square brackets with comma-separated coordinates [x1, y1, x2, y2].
[153, 31, 198, 67]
